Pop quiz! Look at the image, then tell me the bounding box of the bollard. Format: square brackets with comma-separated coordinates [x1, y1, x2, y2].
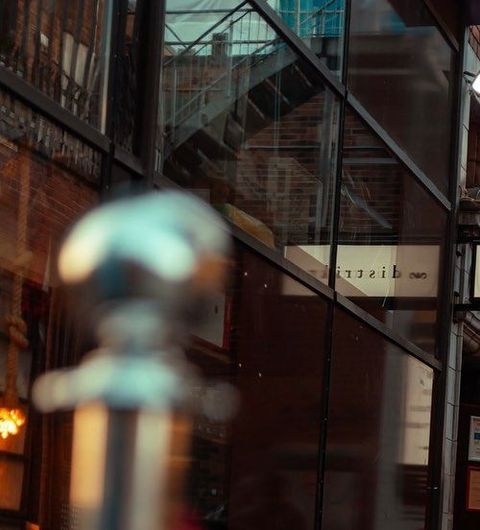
[33, 190, 230, 530]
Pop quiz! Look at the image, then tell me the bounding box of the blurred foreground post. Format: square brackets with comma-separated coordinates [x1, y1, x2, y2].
[32, 191, 230, 530]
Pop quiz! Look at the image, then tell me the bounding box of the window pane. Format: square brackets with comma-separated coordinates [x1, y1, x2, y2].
[348, 0, 454, 193]
[160, 4, 339, 285]
[335, 108, 447, 354]
[324, 309, 433, 530]
[267, 0, 345, 77]
[0, 0, 110, 130]
[187, 245, 327, 530]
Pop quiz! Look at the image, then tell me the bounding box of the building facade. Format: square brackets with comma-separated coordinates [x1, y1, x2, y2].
[0, 1, 477, 529]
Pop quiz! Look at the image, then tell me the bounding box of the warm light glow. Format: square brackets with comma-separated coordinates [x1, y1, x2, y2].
[0, 407, 26, 439]
[71, 404, 108, 509]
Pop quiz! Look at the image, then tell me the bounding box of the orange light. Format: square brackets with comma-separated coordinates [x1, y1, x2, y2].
[0, 407, 26, 439]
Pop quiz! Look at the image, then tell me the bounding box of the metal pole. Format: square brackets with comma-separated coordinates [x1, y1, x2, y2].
[33, 190, 230, 530]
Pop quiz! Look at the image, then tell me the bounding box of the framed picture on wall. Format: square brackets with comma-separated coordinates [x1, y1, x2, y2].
[468, 416, 480, 462]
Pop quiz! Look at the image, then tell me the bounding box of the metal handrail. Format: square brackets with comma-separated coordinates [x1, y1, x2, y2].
[165, 36, 283, 131]
[164, 1, 250, 65]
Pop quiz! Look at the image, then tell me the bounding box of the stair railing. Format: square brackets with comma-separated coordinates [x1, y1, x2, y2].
[163, 5, 279, 139]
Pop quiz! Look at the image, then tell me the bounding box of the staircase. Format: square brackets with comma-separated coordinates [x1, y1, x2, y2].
[161, 1, 342, 163]
[160, 1, 343, 250]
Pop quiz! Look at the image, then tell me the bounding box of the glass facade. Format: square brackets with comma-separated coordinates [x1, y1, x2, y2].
[324, 309, 433, 530]
[348, 0, 455, 192]
[187, 244, 327, 530]
[336, 107, 447, 354]
[161, 1, 339, 285]
[0, 1, 460, 530]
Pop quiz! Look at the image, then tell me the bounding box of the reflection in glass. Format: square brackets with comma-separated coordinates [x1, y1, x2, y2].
[335, 108, 447, 354]
[267, 0, 345, 76]
[324, 309, 433, 530]
[0, 0, 109, 129]
[0, 404, 27, 455]
[160, 3, 339, 285]
[186, 245, 327, 530]
[348, 0, 454, 192]
[0, 90, 100, 519]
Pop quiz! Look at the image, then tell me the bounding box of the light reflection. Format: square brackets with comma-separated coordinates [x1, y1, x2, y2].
[0, 407, 26, 439]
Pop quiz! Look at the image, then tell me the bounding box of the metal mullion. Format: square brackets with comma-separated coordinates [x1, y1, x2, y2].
[347, 93, 452, 212]
[335, 293, 443, 372]
[425, 370, 445, 530]
[327, 97, 345, 290]
[113, 146, 145, 178]
[327, 0, 351, 292]
[247, 0, 346, 99]
[316, 4, 350, 528]
[0, 66, 110, 152]
[425, 22, 467, 530]
[339, 0, 351, 86]
[100, 0, 126, 195]
[314, 299, 335, 530]
[135, 0, 167, 182]
[103, 0, 124, 142]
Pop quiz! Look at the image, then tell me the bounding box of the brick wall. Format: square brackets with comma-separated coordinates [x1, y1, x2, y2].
[0, 88, 99, 527]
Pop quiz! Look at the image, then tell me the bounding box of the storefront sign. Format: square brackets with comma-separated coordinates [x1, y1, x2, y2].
[469, 416, 480, 462]
[467, 468, 480, 511]
[284, 244, 439, 297]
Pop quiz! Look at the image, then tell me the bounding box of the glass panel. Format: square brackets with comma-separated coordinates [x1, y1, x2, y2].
[0, 90, 100, 514]
[334, 108, 447, 354]
[186, 244, 327, 530]
[160, 4, 340, 285]
[324, 309, 433, 530]
[267, 0, 345, 77]
[348, 0, 455, 193]
[0, 0, 109, 130]
[0, 458, 24, 510]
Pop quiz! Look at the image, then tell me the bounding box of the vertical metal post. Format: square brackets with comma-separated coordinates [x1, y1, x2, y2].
[33, 190, 230, 530]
